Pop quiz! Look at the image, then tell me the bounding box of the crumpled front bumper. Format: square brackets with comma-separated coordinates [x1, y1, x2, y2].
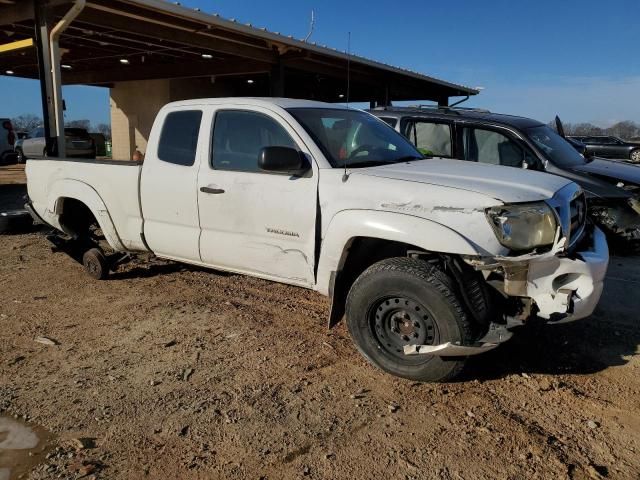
[405, 227, 609, 358]
[514, 226, 609, 323]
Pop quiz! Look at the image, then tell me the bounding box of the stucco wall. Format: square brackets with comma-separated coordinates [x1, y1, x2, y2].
[109, 77, 238, 160]
[110, 79, 170, 160]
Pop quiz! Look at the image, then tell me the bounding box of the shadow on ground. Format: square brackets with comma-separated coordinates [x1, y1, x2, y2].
[109, 260, 231, 280]
[462, 256, 640, 381]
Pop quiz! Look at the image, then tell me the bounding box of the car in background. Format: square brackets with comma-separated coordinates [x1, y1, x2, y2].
[370, 106, 640, 248]
[13, 131, 32, 163]
[89, 133, 107, 157]
[0, 118, 17, 164]
[17, 127, 96, 161]
[569, 135, 640, 163]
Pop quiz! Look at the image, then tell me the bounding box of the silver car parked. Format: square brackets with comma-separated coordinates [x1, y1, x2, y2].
[17, 127, 96, 162]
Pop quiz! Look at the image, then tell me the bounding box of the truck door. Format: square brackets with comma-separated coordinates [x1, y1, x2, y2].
[197, 107, 317, 286]
[139, 108, 204, 263]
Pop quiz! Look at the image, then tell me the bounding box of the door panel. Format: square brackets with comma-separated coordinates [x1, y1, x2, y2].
[198, 107, 317, 286]
[140, 109, 204, 262]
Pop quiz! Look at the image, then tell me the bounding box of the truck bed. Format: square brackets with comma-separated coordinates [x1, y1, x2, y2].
[26, 157, 147, 252]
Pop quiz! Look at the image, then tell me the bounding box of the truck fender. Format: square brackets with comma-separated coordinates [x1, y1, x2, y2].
[316, 210, 480, 328]
[47, 179, 125, 251]
[316, 209, 480, 297]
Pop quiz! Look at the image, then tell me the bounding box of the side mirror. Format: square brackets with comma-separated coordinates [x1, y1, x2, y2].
[258, 146, 309, 176]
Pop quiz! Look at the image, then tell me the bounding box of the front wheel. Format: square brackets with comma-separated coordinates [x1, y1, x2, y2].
[346, 257, 473, 382]
[631, 149, 640, 163]
[15, 148, 25, 164]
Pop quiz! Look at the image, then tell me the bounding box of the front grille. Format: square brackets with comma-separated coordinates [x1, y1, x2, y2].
[568, 192, 587, 246]
[548, 183, 587, 250]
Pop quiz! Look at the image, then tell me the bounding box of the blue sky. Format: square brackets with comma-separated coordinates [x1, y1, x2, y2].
[1, 0, 638, 126]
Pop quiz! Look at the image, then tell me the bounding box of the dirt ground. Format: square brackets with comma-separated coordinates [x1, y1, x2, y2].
[1, 163, 639, 479]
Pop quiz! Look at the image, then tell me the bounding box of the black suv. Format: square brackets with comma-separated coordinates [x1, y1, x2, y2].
[568, 135, 640, 163]
[370, 106, 640, 247]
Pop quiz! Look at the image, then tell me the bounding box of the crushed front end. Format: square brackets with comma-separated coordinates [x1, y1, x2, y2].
[475, 183, 608, 325]
[589, 195, 640, 247]
[405, 183, 609, 358]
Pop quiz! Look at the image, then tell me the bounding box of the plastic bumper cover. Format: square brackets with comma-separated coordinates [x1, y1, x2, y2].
[526, 226, 608, 323]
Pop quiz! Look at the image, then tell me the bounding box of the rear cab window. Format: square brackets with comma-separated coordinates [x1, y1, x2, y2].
[157, 110, 203, 166]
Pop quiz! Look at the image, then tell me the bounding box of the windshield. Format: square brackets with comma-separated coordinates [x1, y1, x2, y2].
[525, 125, 586, 168]
[287, 108, 423, 168]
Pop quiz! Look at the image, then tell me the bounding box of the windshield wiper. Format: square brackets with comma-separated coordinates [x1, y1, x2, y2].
[393, 155, 426, 162]
[345, 156, 425, 169]
[347, 160, 395, 168]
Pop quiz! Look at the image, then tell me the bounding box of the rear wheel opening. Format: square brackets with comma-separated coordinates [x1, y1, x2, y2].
[346, 257, 473, 382]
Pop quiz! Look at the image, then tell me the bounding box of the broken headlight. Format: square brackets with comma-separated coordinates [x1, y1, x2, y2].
[486, 202, 557, 251]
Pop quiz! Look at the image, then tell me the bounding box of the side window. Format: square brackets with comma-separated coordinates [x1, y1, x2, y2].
[379, 117, 398, 128]
[212, 110, 296, 172]
[157, 110, 203, 166]
[404, 120, 452, 157]
[463, 127, 528, 168]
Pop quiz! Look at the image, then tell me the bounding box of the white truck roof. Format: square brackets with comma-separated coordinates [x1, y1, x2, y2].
[163, 97, 347, 110]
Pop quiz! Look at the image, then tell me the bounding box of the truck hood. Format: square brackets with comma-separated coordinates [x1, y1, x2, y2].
[353, 159, 572, 204]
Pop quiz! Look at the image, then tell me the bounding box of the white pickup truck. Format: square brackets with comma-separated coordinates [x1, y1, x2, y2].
[26, 98, 609, 382]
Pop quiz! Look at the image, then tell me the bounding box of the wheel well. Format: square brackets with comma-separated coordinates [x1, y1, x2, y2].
[328, 237, 493, 331]
[328, 237, 436, 328]
[340, 237, 426, 291]
[58, 198, 98, 239]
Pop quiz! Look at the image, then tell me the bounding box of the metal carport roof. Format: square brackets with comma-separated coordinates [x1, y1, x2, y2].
[0, 0, 478, 104]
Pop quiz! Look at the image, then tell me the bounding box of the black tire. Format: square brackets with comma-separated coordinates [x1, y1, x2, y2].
[82, 248, 109, 280]
[631, 149, 640, 164]
[0, 210, 34, 234]
[346, 257, 473, 382]
[15, 148, 25, 164]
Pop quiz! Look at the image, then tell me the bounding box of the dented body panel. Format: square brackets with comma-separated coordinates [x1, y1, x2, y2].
[26, 98, 608, 344]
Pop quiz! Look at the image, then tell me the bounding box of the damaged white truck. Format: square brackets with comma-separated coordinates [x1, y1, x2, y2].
[26, 98, 609, 382]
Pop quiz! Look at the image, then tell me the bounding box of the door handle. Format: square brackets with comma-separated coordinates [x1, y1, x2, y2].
[200, 186, 225, 194]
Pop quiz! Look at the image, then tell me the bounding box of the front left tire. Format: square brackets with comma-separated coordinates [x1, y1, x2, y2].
[345, 257, 473, 382]
[631, 149, 640, 163]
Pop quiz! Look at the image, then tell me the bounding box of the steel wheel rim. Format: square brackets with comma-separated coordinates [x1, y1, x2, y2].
[86, 258, 100, 276]
[369, 296, 439, 362]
